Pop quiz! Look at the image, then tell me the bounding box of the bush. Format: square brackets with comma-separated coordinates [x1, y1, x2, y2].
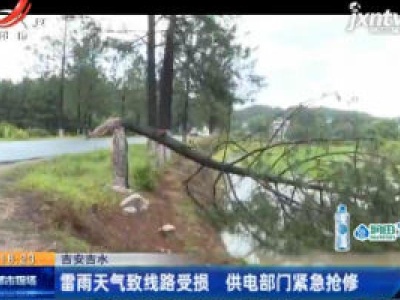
[0, 122, 29, 139]
[131, 161, 156, 191]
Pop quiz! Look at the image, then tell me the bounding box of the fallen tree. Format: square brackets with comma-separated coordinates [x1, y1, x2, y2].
[89, 117, 382, 199]
[89, 115, 400, 253]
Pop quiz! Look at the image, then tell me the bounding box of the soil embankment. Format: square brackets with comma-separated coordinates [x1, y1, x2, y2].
[0, 157, 235, 264]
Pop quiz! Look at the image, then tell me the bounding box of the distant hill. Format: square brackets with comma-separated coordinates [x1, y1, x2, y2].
[234, 105, 384, 124]
[233, 105, 283, 124]
[233, 104, 398, 139]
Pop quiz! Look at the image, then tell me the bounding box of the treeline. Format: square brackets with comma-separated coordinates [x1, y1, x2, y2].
[233, 105, 400, 140]
[0, 15, 264, 135]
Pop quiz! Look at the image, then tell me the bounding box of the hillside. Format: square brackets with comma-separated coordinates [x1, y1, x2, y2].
[234, 105, 378, 123]
[233, 105, 284, 124]
[233, 105, 399, 139]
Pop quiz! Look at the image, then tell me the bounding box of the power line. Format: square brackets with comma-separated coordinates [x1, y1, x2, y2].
[105, 16, 167, 49]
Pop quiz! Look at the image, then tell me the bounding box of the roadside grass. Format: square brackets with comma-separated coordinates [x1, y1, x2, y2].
[0, 122, 53, 140]
[45, 230, 92, 252]
[8, 144, 158, 251]
[8, 145, 237, 258]
[16, 144, 157, 210]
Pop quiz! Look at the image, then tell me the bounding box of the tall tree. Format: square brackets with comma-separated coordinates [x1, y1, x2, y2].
[67, 17, 108, 134]
[173, 16, 264, 134]
[158, 15, 177, 132]
[58, 15, 69, 137]
[147, 15, 157, 128]
[104, 37, 146, 123]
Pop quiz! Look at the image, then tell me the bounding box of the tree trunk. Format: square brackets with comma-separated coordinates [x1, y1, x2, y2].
[112, 126, 129, 188]
[182, 92, 189, 143]
[147, 15, 157, 129]
[209, 113, 217, 135]
[135, 111, 141, 125]
[121, 91, 126, 118]
[88, 113, 92, 129]
[58, 16, 68, 136]
[156, 15, 176, 166]
[77, 72, 82, 135]
[77, 101, 81, 135]
[180, 27, 189, 144]
[182, 47, 190, 144]
[147, 15, 158, 157]
[158, 15, 176, 131]
[83, 112, 90, 137]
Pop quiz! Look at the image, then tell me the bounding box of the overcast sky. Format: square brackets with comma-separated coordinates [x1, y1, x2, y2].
[0, 15, 399, 118]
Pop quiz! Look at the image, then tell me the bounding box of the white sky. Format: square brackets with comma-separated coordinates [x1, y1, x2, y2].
[0, 15, 399, 118]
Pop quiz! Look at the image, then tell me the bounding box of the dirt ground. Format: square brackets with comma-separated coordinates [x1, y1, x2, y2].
[0, 157, 235, 264]
[0, 161, 55, 251]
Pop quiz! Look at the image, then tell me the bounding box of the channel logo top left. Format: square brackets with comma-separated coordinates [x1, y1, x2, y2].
[0, 0, 31, 28]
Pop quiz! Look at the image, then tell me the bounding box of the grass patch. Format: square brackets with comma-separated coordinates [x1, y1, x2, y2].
[11, 144, 158, 251]
[130, 160, 157, 191]
[16, 144, 157, 210]
[45, 230, 91, 252]
[0, 122, 54, 140]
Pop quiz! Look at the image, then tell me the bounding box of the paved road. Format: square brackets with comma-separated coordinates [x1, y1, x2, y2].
[0, 137, 148, 163]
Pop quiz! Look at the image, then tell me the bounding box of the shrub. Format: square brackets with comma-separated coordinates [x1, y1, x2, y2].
[131, 161, 156, 191]
[0, 122, 29, 139]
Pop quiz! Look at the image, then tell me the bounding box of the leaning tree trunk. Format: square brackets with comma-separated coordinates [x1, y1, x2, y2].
[112, 126, 129, 189]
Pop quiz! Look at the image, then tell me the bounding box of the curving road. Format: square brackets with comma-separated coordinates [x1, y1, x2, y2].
[0, 137, 148, 163]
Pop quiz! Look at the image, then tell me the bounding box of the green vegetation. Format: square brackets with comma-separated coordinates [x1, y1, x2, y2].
[131, 160, 157, 191]
[0, 122, 52, 140]
[16, 145, 157, 209]
[46, 230, 91, 252]
[10, 144, 158, 251]
[0, 122, 29, 139]
[233, 105, 400, 140]
[215, 141, 356, 173]
[0, 16, 263, 138]
[211, 139, 400, 254]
